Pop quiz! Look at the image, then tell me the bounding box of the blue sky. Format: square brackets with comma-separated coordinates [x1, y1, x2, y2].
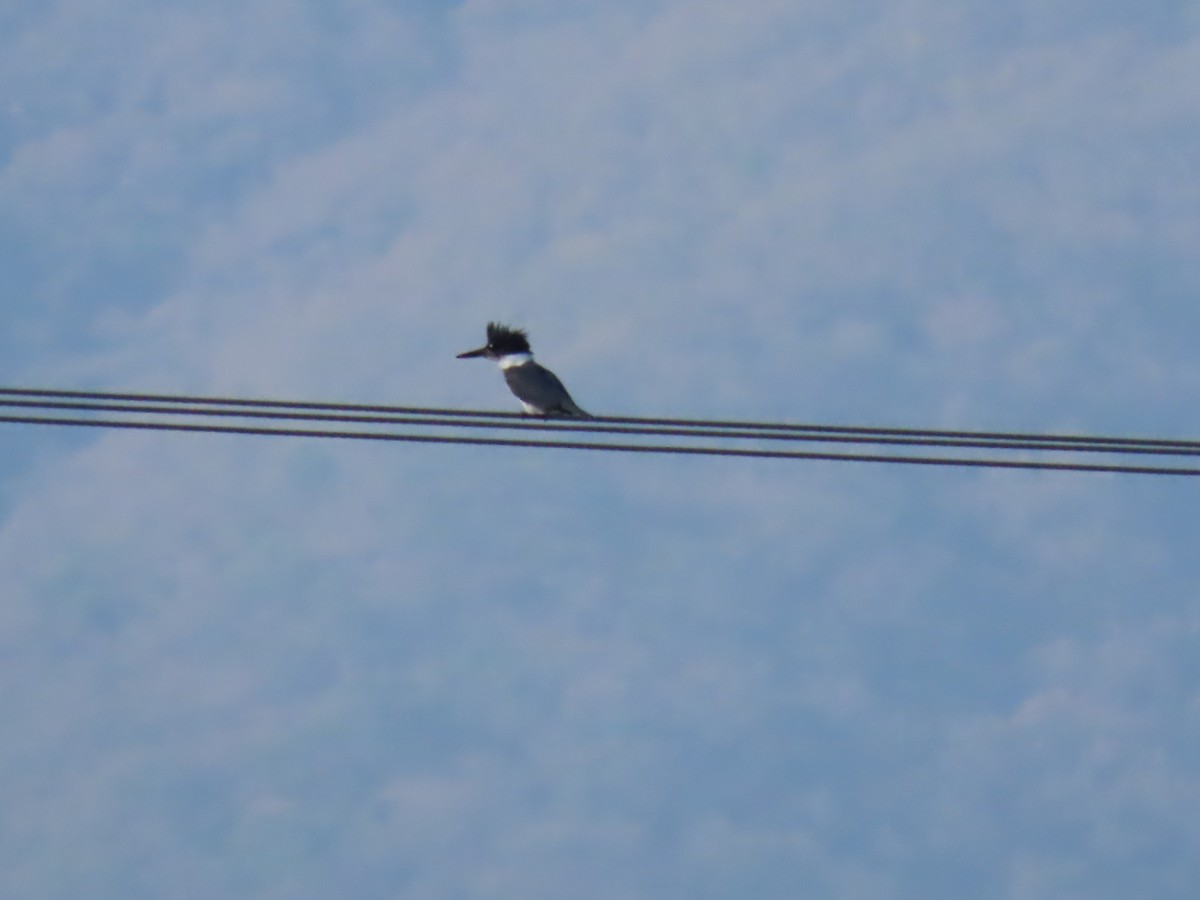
[3, 1, 1199, 897]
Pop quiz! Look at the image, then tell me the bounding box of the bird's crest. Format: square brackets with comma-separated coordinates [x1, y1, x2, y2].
[486, 322, 532, 355]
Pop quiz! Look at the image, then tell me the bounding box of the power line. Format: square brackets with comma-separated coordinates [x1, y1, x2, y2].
[3, 386, 1196, 451]
[4, 411, 1199, 476]
[1, 386, 1197, 476]
[3, 394, 1196, 457]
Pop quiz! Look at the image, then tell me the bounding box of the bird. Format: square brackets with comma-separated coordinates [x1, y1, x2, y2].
[457, 322, 591, 418]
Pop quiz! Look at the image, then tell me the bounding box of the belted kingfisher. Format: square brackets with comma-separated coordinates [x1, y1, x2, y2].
[457, 322, 591, 418]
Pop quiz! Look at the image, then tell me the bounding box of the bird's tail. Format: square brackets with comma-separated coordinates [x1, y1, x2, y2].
[549, 401, 591, 419]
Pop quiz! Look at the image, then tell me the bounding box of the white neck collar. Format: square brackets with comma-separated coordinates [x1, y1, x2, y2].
[498, 352, 533, 369]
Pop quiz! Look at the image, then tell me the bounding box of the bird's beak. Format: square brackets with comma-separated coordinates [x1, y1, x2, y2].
[456, 345, 488, 359]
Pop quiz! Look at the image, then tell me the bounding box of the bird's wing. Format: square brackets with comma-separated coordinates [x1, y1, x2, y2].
[504, 363, 590, 417]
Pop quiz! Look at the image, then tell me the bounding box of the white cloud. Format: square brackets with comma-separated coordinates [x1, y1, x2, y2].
[3, 1, 1200, 897]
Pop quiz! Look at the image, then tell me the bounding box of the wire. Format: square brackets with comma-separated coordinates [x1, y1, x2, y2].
[3, 394, 1195, 457]
[1, 386, 1197, 476]
[2, 411, 1198, 475]
[3, 386, 1196, 454]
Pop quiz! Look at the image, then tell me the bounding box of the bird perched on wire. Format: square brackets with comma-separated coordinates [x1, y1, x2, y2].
[457, 322, 591, 418]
